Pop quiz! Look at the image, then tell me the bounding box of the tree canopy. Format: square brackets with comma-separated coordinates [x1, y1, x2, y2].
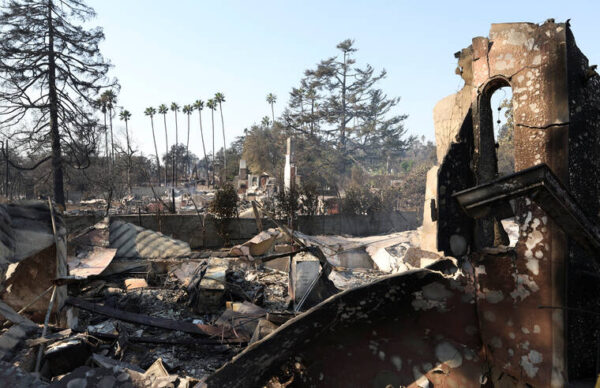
[248, 39, 414, 189]
[0, 0, 117, 206]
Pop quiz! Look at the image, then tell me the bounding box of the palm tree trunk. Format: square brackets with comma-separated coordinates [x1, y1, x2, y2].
[173, 111, 178, 188]
[211, 110, 215, 187]
[219, 102, 226, 178]
[109, 108, 114, 168]
[125, 120, 131, 194]
[198, 111, 209, 185]
[186, 114, 190, 180]
[150, 117, 161, 186]
[103, 112, 109, 170]
[163, 115, 168, 187]
[271, 103, 275, 125]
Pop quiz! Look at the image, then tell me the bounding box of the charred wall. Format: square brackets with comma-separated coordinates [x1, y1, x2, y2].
[565, 27, 600, 380]
[436, 110, 474, 256]
[427, 20, 600, 386]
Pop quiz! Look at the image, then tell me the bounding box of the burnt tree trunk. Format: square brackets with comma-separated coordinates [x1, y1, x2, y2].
[47, 1, 65, 208]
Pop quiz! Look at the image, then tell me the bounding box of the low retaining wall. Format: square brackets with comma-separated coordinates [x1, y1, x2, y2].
[65, 212, 418, 249]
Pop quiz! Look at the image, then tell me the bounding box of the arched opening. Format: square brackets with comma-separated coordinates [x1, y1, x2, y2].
[478, 78, 518, 246]
[479, 77, 515, 180]
[491, 86, 514, 177]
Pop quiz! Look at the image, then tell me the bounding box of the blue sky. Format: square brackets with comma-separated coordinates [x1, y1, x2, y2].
[87, 0, 599, 159]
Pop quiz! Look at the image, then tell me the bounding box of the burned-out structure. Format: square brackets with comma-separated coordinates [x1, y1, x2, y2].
[205, 21, 600, 387]
[425, 20, 600, 385]
[429, 20, 600, 386]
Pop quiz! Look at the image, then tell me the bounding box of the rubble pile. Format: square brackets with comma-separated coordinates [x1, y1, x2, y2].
[65, 188, 218, 217]
[3, 18, 598, 387]
[0, 200, 438, 387]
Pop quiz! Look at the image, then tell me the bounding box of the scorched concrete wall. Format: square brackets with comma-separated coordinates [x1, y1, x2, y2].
[64, 212, 417, 249]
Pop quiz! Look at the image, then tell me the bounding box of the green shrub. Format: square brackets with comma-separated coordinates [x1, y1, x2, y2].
[300, 182, 320, 216]
[342, 185, 382, 216]
[209, 183, 238, 245]
[274, 185, 300, 223]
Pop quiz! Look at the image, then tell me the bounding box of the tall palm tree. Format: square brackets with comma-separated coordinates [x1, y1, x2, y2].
[101, 90, 117, 165]
[170, 102, 180, 187]
[95, 96, 109, 163]
[144, 107, 161, 186]
[261, 116, 271, 127]
[119, 109, 132, 193]
[266, 93, 277, 124]
[206, 98, 217, 187]
[158, 104, 169, 187]
[182, 104, 193, 179]
[214, 92, 226, 176]
[193, 99, 209, 184]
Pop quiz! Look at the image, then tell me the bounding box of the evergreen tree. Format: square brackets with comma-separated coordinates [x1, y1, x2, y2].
[284, 74, 324, 135]
[357, 89, 412, 173]
[283, 39, 411, 179]
[309, 39, 384, 152]
[0, 0, 117, 207]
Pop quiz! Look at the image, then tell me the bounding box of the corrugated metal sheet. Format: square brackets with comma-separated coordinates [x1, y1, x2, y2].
[109, 220, 191, 259]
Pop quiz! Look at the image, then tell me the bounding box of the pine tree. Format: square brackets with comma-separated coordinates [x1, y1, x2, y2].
[0, 0, 117, 208]
[309, 39, 385, 153]
[283, 39, 411, 179]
